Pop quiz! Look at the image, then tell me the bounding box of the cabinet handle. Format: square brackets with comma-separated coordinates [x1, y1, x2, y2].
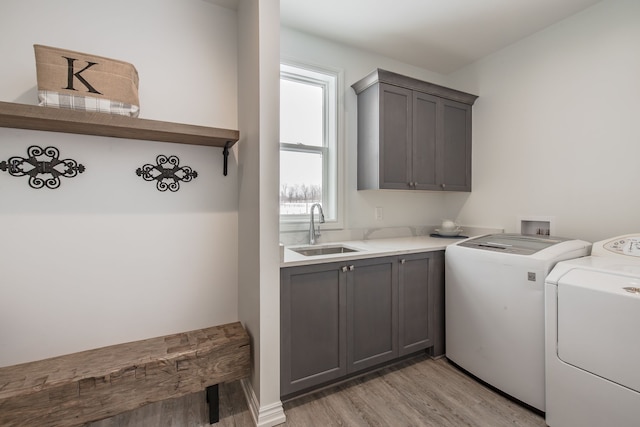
[341, 266, 348, 273]
[400, 259, 406, 264]
[348, 265, 354, 271]
[441, 183, 446, 189]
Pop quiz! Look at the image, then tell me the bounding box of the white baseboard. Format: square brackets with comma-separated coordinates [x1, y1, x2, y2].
[240, 378, 287, 427]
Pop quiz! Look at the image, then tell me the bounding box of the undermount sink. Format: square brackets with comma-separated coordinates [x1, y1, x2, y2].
[291, 245, 360, 257]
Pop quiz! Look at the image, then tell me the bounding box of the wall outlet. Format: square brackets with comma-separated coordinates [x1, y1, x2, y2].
[375, 207, 383, 221]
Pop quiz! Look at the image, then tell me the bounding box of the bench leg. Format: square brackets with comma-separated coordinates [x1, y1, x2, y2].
[206, 384, 219, 424]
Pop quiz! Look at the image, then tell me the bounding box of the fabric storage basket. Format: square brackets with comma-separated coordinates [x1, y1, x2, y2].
[34, 44, 140, 117]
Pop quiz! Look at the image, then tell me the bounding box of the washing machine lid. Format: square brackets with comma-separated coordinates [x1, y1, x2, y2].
[457, 233, 570, 255]
[557, 268, 640, 393]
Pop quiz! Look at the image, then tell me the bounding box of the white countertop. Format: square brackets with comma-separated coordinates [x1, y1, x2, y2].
[282, 235, 465, 267]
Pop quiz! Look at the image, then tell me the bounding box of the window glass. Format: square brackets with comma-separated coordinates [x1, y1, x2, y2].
[280, 79, 322, 147]
[280, 63, 338, 223]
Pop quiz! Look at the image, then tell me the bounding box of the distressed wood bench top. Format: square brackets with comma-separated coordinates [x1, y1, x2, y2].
[0, 322, 250, 426]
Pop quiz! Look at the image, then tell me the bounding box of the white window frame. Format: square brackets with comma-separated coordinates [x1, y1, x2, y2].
[279, 61, 344, 231]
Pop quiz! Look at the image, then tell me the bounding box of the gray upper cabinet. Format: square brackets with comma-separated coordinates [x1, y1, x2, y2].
[352, 69, 478, 192]
[441, 98, 473, 191]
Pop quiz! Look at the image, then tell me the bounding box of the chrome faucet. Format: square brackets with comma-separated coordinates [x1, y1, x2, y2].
[309, 203, 325, 245]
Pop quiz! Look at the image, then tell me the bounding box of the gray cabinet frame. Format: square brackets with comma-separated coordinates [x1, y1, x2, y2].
[281, 250, 445, 398]
[352, 69, 477, 191]
[347, 256, 398, 373]
[280, 260, 347, 397]
[398, 251, 445, 356]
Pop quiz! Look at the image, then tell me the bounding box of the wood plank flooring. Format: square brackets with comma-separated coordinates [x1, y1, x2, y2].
[88, 356, 546, 427]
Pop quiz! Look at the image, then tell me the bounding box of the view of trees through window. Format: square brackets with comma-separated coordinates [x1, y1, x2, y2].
[279, 182, 322, 215]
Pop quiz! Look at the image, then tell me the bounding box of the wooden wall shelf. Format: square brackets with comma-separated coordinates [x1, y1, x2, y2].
[0, 101, 239, 148]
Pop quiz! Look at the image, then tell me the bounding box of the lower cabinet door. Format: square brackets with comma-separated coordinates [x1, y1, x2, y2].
[347, 256, 398, 373]
[398, 252, 434, 356]
[280, 262, 347, 397]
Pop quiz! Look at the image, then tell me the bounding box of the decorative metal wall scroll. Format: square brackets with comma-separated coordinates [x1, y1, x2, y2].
[0, 145, 85, 189]
[136, 155, 198, 192]
[0, 147, 203, 193]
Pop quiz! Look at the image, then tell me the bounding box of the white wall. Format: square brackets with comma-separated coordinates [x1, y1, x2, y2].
[280, 28, 458, 235]
[446, 0, 640, 243]
[282, 0, 640, 245]
[0, 0, 240, 367]
[237, 0, 286, 425]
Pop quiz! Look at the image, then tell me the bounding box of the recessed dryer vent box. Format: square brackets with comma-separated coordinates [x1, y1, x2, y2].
[518, 216, 555, 236]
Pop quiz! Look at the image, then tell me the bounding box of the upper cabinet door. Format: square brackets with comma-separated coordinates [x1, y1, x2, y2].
[379, 84, 413, 189]
[412, 91, 439, 190]
[440, 99, 472, 192]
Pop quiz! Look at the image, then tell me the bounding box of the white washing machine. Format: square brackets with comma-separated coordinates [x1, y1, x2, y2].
[545, 234, 640, 426]
[446, 234, 591, 412]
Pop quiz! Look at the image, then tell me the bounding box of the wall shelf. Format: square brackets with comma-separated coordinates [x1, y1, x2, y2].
[0, 101, 239, 148]
[0, 101, 239, 175]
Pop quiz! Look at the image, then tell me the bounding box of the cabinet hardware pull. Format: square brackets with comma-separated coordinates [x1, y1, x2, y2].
[341, 266, 348, 273]
[400, 259, 406, 264]
[349, 265, 354, 271]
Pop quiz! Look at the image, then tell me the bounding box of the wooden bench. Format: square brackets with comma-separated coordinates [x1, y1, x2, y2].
[0, 322, 250, 426]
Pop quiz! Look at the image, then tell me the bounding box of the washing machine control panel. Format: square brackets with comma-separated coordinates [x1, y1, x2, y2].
[598, 235, 640, 257]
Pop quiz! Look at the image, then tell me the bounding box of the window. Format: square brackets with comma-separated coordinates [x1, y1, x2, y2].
[280, 63, 340, 226]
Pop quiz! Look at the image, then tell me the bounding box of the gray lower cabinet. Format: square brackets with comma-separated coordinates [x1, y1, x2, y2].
[280, 261, 347, 397]
[281, 251, 444, 398]
[352, 69, 477, 192]
[398, 251, 445, 357]
[347, 256, 398, 373]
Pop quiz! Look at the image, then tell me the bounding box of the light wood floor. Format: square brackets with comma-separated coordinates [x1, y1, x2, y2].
[88, 356, 546, 427]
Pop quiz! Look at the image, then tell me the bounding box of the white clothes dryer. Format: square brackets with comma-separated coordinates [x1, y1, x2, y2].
[545, 234, 640, 426]
[445, 234, 591, 412]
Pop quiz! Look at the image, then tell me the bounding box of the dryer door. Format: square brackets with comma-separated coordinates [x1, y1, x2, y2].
[557, 269, 640, 392]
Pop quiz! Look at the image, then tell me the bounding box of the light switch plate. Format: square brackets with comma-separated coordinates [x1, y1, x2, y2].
[375, 207, 383, 221]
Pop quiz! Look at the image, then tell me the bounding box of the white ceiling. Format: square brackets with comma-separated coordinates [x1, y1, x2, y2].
[280, 0, 602, 74]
